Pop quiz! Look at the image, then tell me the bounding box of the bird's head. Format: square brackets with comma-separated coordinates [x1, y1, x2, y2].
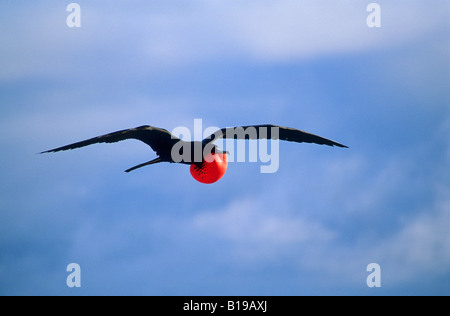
[210, 145, 229, 156]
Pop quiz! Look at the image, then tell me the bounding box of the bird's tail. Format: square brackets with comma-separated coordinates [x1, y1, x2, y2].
[125, 157, 163, 173]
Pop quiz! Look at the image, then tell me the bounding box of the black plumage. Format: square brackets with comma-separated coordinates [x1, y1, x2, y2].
[42, 124, 347, 172]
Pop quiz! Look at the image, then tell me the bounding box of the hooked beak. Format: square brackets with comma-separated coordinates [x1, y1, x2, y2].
[217, 150, 230, 156]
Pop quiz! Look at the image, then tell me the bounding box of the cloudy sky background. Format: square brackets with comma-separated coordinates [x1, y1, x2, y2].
[0, 0, 449, 295]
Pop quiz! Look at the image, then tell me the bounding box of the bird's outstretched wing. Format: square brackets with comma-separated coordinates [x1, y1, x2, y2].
[204, 124, 348, 148]
[41, 125, 180, 156]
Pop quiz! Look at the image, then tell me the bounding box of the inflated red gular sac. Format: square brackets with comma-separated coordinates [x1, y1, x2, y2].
[190, 153, 228, 184]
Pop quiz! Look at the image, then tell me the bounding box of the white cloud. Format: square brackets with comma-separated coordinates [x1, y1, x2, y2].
[143, 0, 448, 63]
[192, 195, 335, 262]
[1, 1, 447, 81]
[111, 1, 449, 64]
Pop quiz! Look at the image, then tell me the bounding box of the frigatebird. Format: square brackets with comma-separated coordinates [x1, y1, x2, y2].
[41, 124, 347, 183]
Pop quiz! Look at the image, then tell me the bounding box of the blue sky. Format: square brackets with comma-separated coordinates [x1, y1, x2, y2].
[0, 1, 449, 295]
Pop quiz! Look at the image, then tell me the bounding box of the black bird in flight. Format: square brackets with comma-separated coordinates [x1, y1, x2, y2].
[41, 124, 347, 182]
